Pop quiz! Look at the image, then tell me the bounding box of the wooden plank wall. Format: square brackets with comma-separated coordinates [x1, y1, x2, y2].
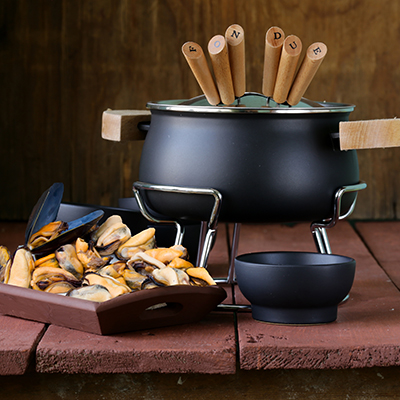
[1, 0, 400, 221]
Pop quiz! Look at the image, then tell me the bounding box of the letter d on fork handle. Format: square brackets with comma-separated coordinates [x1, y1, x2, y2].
[262, 26, 285, 97]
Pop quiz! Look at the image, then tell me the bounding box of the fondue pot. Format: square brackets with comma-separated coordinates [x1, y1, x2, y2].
[133, 93, 360, 224]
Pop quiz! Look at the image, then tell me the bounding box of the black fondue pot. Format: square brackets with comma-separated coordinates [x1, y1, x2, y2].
[137, 93, 359, 223]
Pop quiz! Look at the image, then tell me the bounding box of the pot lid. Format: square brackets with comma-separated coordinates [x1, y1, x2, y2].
[146, 92, 355, 114]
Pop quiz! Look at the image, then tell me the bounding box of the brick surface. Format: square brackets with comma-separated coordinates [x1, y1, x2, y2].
[0, 315, 46, 375]
[36, 313, 236, 374]
[4, 220, 400, 376]
[356, 221, 400, 287]
[235, 222, 400, 370]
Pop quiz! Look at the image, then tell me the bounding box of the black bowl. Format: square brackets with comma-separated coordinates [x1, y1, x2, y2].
[235, 252, 356, 325]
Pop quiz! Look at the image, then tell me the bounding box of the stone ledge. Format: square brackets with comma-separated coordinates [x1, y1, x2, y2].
[235, 222, 400, 370]
[36, 313, 236, 374]
[0, 315, 46, 375]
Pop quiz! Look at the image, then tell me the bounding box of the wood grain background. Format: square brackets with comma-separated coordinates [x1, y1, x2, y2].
[1, 0, 400, 221]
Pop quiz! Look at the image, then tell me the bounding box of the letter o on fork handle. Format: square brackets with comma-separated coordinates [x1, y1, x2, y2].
[208, 35, 235, 105]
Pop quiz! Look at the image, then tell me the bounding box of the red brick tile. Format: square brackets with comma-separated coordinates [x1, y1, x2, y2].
[0, 315, 46, 375]
[236, 222, 400, 370]
[36, 313, 236, 374]
[356, 221, 400, 287]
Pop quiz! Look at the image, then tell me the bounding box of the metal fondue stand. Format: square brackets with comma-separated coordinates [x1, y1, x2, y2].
[132, 180, 367, 286]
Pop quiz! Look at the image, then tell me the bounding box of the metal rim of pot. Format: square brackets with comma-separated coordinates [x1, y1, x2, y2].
[146, 92, 355, 115]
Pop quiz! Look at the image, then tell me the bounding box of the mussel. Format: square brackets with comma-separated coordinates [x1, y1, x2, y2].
[152, 267, 190, 286]
[31, 266, 81, 291]
[0, 245, 11, 283]
[167, 257, 194, 270]
[5, 248, 35, 288]
[95, 221, 131, 256]
[127, 252, 166, 271]
[55, 244, 84, 279]
[28, 221, 68, 250]
[116, 228, 156, 259]
[45, 281, 76, 294]
[186, 267, 216, 286]
[91, 215, 123, 242]
[75, 238, 109, 270]
[83, 272, 131, 298]
[0, 206, 218, 303]
[67, 284, 112, 302]
[144, 247, 184, 264]
[35, 253, 59, 269]
[122, 269, 148, 291]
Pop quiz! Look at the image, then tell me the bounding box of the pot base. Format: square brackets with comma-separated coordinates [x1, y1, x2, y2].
[251, 304, 338, 325]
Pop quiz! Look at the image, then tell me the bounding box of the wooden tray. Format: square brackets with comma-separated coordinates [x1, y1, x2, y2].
[0, 283, 227, 335]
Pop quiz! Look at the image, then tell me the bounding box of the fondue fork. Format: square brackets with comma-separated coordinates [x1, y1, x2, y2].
[225, 24, 246, 98]
[262, 26, 285, 98]
[273, 35, 303, 104]
[182, 41, 221, 106]
[208, 34, 236, 105]
[287, 42, 328, 106]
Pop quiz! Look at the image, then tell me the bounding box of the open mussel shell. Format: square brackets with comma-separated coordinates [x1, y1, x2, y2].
[25, 182, 64, 245]
[30, 210, 104, 258]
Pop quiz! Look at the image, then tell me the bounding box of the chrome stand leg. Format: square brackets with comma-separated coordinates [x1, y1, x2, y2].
[311, 226, 332, 254]
[310, 181, 367, 253]
[132, 181, 222, 270]
[196, 221, 208, 268]
[311, 182, 367, 304]
[227, 223, 241, 284]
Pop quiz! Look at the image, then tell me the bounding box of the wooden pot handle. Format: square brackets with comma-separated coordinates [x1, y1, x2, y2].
[101, 109, 151, 142]
[339, 119, 400, 150]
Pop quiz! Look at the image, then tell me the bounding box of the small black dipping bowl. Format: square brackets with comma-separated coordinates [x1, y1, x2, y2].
[235, 252, 356, 325]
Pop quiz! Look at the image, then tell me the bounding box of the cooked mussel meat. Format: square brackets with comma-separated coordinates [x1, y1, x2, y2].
[55, 244, 84, 279]
[45, 281, 76, 294]
[0, 215, 218, 304]
[97, 262, 126, 283]
[167, 257, 194, 270]
[122, 269, 148, 291]
[116, 227, 156, 259]
[170, 244, 189, 259]
[34, 253, 59, 269]
[31, 266, 80, 291]
[5, 248, 35, 288]
[95, 221, 131, 256]
[186, 267, 216, 286]
[0, 245, 11, 283]
[75, 238, 108, 270]
[144, 247, 184, 264]
[83, 272, 130, 298]
[152, 266, 190, 286]
[67, 284, 112, 302]
[27, 221, 68, 250]
[91, 215, 123, 242]
[127, 251, 166, 271]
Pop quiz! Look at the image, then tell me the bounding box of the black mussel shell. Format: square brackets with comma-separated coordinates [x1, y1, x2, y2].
[31, 210, 104, 258]
[25, 182, 64, 245]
